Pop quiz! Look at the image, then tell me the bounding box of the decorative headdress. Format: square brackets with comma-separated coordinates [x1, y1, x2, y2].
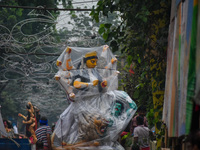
[83, 51, 98, 63]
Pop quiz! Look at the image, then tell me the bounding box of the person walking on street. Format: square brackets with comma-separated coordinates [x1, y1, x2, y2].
[35, 116, 52, 150]
[133, 116, 150, 150]
[130, 106, 148, 135]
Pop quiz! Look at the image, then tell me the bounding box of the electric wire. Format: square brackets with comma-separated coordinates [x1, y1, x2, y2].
[0, 5, 92, 11]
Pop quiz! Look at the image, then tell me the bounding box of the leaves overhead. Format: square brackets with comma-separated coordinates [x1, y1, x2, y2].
[91, 0, 170, 112]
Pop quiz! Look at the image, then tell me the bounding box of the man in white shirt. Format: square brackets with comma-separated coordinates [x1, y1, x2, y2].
[133, 116, 150, 150]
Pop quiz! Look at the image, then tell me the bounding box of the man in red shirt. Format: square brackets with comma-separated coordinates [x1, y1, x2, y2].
[130, 106, 148, 135]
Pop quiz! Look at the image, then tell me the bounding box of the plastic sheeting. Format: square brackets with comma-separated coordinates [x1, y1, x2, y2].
[52, 45, 137, 150]
[0, 109, 7, 138]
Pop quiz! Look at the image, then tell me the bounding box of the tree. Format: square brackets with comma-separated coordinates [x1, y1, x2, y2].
[0, 0, 68, 125]
[91, 0, 171, 149]
[0, 0, 118, 126]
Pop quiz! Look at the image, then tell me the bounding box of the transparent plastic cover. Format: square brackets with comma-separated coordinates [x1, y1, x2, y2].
[52, 45, 137, 150]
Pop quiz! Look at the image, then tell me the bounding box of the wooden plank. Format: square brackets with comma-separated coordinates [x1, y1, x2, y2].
[195, 0, 200, 105]
[178, 0, 189, 137]
[170, 0, 176, 22]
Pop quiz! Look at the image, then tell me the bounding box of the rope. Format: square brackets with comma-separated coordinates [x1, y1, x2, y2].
[7, 137, 21, 148]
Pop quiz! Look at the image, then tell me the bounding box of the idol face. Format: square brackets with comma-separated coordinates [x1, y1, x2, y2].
[86, 58, 97, 68]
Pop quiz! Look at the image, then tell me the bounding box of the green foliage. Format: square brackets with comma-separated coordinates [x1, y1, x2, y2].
[16, 9, 23, 16]
[121, 132, 130, 141]
[0, 91, 19, 118]
[121, 132, 133, 147]
[91, 0, 170, 109]
[133, 90, 139, 99]
[7, 15, 17, 24]
[146, 109, 155, 129]
[127, 55, 133, 65]
[147, 108, 163, 130]
[0, 0, 68, 123]
[91, 1, 171, 148]
[146, 107, 165, 145]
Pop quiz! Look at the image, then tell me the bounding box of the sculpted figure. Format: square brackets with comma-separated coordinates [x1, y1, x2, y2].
[52, 46, 137, 150]
[18, 102, 37, 144]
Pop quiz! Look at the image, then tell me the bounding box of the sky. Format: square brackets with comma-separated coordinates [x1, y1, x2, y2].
[56, 0, 98, 30]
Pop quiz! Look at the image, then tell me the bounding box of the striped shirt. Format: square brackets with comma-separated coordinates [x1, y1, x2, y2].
[35, 125, 52, 147]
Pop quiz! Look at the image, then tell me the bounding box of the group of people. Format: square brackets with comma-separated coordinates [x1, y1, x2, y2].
[2, 119, 17, 138]
[119, 105, 150, 150]
[2, 105, 149, 150]
[126, 106, 200, 150]
[2, 106, 150, 150]
[2, 116, 53, 150]
[2, 105, 200, 150]
[1, 102, 54, 150]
